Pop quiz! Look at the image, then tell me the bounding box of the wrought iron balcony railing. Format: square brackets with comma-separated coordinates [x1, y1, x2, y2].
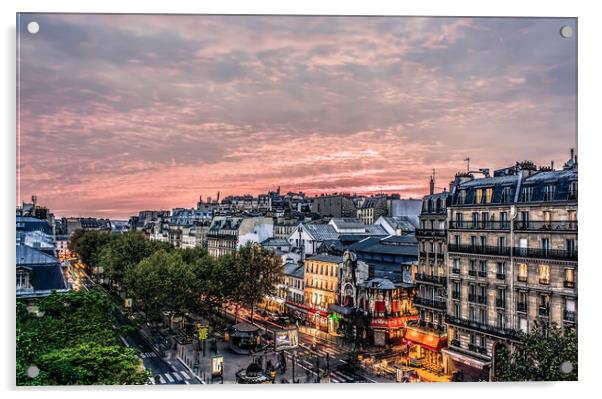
[445, 315, 519, 341]
[416, 229, 447, 237]
[448, 244, 511, 256]
[415, 273, 447, 285]
[414, 297, 447, 310]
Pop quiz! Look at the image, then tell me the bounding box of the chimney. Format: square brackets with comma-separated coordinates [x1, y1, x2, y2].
[551, 160, 554, 170]
[570, 148, 574, 162]
[429, 172, 435, 195]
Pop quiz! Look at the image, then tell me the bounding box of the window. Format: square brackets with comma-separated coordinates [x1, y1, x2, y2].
[470, 236, 477, 247]
[455, 212, 464, 224]
[521, 186, 534, 202]
[16, 270, 30, 290]
[498, 236, 506, 248]
[497, 262, 506, 276]
[454, 303, 460, 318]
[501, 187, 512, 203]
[500, 211, 508, 228]
[517, 263, 528, 282]
[566, 239, 576, 255]
[475, 189, 483, 204]
[480, 236, 487, 247]
[479, 261, 487, 273]
[497, 313, 506, 329]
[453, 259, 461, 273]
[481, 212, 489, 228]
[541, 238, 550, 252]
[539, 264, 550, 285]
[485, 188, 493, 203]
[454, 235, 460, 246]
[565, 268, 575, 287]
[543, 184, 556, 201]
[472, 212, 479, 228]
[519, 317, 528, 333]
[469, 306, 476, 322]
[479, 308, 487, 324]
[568, 181, 577, 200]
[469, 260, 476, 272]
[458, 190, 466, 204]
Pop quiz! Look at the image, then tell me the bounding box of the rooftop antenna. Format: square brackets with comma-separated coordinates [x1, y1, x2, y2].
[464, 157, 470, 172]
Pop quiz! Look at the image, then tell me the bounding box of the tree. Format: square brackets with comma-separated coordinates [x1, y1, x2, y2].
[68, 230, 113, 270]
[494, 321, 577, 381]
[234, 243, 284, 322]
[16, 290, 148, 386]
[124, 250, 197, 321]
[99, 232, 171, 286]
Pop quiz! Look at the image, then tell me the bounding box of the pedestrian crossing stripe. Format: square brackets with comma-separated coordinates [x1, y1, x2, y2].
[180, 371, 191, 380]
[140, 352, 157, 358]
[173, 372, 182, 381]
[157, 375, 166, 384]
[164, 373, 174, 382]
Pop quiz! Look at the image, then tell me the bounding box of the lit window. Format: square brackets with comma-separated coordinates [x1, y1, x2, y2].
[475, 189, 483, 204]
[485, 188, 493, 203]
[518, 263, 528, 282]
[539, 264, 550, 285]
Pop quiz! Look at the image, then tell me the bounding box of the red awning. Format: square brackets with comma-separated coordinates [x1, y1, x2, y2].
[403, 328, 446, 351]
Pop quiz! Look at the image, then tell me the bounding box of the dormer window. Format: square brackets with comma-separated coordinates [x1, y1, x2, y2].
[16, 268, 32, 291]
[475, 189, 483, 204]
[501, 187, 512, 203]
[457, 190, 466, 205]
[484, 188, 492, 203]
[521, 186, 534, 202]
[568, 181, 577, 200]
[543, 184, 556, 201]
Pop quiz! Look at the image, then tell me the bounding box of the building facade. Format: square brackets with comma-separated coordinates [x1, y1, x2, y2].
[303, 254, 344, 333]
[442, 158, 578, 381]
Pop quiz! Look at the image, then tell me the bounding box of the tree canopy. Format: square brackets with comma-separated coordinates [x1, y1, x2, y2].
[494, 321, 577, 381]
[16, 290, 149, 385]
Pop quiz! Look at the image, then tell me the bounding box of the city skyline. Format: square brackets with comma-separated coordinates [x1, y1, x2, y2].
[17, 15, 577, 219]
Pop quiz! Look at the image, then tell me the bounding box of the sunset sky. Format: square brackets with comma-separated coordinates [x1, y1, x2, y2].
[17, 14, 577, 219]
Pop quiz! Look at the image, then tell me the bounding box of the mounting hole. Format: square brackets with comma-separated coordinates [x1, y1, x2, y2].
[27, 365, 40, 378]
[27, 21, 40, 35]
[560, 361, 573, 374]
[560, 25, 573, 38]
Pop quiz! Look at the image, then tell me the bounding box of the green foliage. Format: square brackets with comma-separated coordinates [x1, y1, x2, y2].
[16, 290, 148, 386]
[68, 229, 113, 268]
[98, 232, 172, 284]
[124, 250, 198, 319]
[494, 321, 578, 381]
[231, 243, 284, 319]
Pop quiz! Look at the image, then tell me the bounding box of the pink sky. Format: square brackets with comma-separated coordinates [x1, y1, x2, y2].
[17, 15, 577, 219]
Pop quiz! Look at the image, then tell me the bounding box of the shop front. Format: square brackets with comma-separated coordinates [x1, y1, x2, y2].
[369, 314, 419, 346]
[403, 324, 446, 373]
[441, 347, 491, 382]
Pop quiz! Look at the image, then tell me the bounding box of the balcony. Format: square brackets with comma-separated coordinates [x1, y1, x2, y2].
[478, 271, 488, 278]
[517, 302, 528, 313]
[468, 270, 477, 277]
[414, 297, 447, 310]
[496, 299, 506, 309]
[452, 291, 461, 300]
[415, 273, 447, 286]
[514, 220, 578, 232]
[564, 281, 575, 288]
[449, 221, 510, 231]
[448, 244, 510, 257]
[514, 247, 577, 261]
[468, 343, 488, 355]
[477, 296, 487, 305]
[538, 306, 550, 317]
[445, 315, 519, 341]
[452, 268, 461, 274]
[564, 310, 576, 322]
[416, 229, 446, 237]
[450, 339, 461, 347]
[496, 273, 506, 280]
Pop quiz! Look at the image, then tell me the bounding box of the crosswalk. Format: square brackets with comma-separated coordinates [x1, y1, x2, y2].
[139, 351, 158, 359]
[148, 370, 193, 385]
[285, 343, 358, 383]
